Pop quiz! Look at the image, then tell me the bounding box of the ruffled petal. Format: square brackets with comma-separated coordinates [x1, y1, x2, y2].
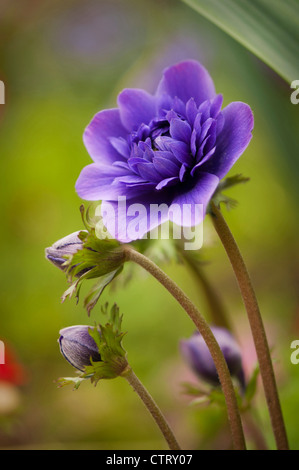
[117, 88, 156, 132]
[75, 163, 139, 201]
[169, 172, 219, 226]
[156, 60, 216, 106]
[169, 118, 192, 144]
[201, 102, 254, 180]
[83, 109, 128, 164]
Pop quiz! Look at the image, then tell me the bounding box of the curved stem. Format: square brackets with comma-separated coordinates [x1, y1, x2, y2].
[124, 245, 246, 450]
[122, 366, 181, 450]
[210, 202, 288, 450]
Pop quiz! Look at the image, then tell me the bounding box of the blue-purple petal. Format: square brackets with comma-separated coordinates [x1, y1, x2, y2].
[83, 109, 128, 164]
[153, 157, 180, 178]
[169, 118, 192, 144]
[156, 177, 179, 190]
[134, 161, 162, 183]
[156, 60, 216, 106]
[169, 172, 219, 226]
[109, 137, 130, 158]
[201, 102, 254, 179]
[75, 163, 129, 201]
[117, 88, 156, 132]
[186, 98, 198, 126]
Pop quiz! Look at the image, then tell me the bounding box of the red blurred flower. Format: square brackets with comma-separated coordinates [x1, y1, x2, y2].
[0, 345, 27, 386]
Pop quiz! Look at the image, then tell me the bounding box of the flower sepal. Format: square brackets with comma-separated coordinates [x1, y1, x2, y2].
[56, 304, 129, 389]
[55, 375, 87, 391]
[182, 380, 243, 409]
[182, 364, 260, 412]
[61, 205, 126, 314]
[209, 174, 250, 212]
[64, 205, 126, 282]
[84, 304, 128, 384]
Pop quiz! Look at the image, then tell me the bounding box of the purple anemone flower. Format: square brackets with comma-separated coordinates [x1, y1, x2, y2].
[76, 60, 254, 242]
[180, 327, 246, 392]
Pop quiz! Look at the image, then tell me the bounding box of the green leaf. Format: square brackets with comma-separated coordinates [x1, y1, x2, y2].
[182, 381, 243, 408]
[89, 305, 127, 361]
[245, 364, 260, 404]
[83, 268, 123, 316]
[83, 304, 128, 384]
[181, 0, 299, 82]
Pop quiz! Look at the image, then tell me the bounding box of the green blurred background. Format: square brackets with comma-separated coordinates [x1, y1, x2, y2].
[0, 0, 298, 450]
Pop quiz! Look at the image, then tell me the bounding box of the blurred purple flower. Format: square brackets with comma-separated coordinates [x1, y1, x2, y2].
[76, 60, 254, 241]
[49, 1, 144, 65]
[180, 327, 246, 391]
[59, 325, 101, 372]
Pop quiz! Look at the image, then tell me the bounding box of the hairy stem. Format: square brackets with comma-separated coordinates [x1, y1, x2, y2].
[124, 245, 246, 450]
[122, 367, 181, 450]
[210, 202, 288, 450]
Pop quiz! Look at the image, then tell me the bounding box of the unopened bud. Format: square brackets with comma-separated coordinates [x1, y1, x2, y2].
[45, 231, 86, 270]
[59, 325, 101, 371]
[180, 327, 245, 391]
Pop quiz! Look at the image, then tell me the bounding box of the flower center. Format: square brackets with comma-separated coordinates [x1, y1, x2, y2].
[112, 95, 224, 192]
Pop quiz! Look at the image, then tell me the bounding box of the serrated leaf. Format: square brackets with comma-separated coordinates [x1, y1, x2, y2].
[61, 280, 80, 303]
[79, 304, 129, 384]
[55, 376, 86, 390]
[182, 0, 299, 82]
[99, 324, 127, 359]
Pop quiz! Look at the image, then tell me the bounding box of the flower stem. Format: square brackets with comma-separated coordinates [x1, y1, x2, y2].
[122, 366, 181, 450]
[210, 202, 288, 450]
[124, 245, 246, 450]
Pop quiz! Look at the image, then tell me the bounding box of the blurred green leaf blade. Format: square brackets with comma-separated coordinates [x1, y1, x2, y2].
[182, 0, 299, 82]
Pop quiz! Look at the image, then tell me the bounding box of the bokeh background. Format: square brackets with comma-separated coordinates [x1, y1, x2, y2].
[0, 0, 298, 450]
